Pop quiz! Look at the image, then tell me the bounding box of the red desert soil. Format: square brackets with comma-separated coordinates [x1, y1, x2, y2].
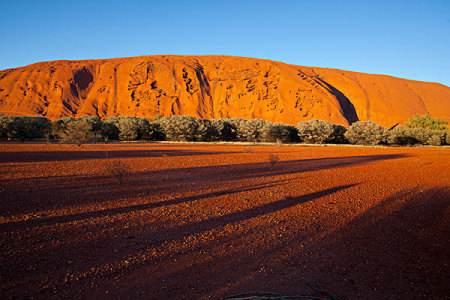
[1, 55, 450, 127]
[0, 143, 449, 299]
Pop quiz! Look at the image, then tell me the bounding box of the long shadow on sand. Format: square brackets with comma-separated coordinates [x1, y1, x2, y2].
[0, 149, 239, 163]
[94, 186, 448, 300]
[210, 187, 450, 299]
[0, 154, 407, 217]
[0, 180, 289, 230]
[0, 154, 407, 215]
[0, 182, 356, 299]
[3, 183, 449, 299]
[131, 184, 356, 247]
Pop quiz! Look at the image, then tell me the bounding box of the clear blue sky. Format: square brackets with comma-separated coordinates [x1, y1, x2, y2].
[1, 0, 449, 85]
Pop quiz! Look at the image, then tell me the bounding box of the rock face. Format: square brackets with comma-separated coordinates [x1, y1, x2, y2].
[1, 55, 449, 126]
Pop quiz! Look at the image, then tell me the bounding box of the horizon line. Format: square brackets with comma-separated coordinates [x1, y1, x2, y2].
[1, 53, 448, 87]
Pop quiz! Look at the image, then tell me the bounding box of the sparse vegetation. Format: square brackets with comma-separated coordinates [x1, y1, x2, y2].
[0, 115, 12, 138]
[345, 121, 387, 145]
[157, 115, 200, 141]
[53, 116, 101, 145]
[0, 116, 51, 141]
[1, 113, 449, 146]
[104, 160, 131, 185]
[194, 118, 217, 141]
[228, 118, 269, 142]
[263, 123, 299, 143]
[405, 114, 448, 131]
[388, 115, 448, 146]
[297, 120, 346, 144]
[388, 126, 446, 146]
[104, 117, 152, 141]
[211, 119, 237, 141]
[100, 121, 119, 141]
[268, 153, 279, 168]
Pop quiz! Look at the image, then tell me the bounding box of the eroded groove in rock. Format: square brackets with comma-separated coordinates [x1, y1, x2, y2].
[0, 55, 449, 126]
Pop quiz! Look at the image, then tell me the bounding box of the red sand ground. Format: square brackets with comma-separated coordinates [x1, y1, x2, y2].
[0, 143, 449, 299]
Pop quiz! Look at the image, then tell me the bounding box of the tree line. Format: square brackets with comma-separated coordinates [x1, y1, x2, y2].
[0, 114, 449, 146]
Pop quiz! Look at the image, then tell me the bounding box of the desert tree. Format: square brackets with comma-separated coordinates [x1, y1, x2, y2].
[100, 122, 119, 141]
[297, 120, 346, 144]
[388, 115, 448, 146]
[0, 114, 12, 139]
[141, 121, 164, 141]
[261, 123, 299, 143]
[157, 115, 199, 141]
[54, 117, 99, 145]
[345, 121, 387, 145]
[227, 118, 270, 142]
[194, 118, 217, 141]
[104, 117, 150, 141]
[405, 114, 448, 131]
[6, 116, 51, 141]
[388, 126, 446, 146]
[211, 119, 237, 141]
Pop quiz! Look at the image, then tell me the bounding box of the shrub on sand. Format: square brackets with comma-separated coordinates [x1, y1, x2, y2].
[345, 121, 387, 145]
[297, 120, 347, 144]
[157, 115, 199, 141]
[4, 116, 51, 140]
[388, 115, 448, 146]
[263, 123, 299, 143]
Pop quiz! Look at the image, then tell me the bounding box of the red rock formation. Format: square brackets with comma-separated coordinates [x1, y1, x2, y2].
[1, 55, 449, 126]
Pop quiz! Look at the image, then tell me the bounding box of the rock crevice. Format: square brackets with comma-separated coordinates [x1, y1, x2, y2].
[0, 55, 449, 126]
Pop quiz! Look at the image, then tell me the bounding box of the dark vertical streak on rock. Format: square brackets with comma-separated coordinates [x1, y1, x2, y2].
[316, 78, 359, 124]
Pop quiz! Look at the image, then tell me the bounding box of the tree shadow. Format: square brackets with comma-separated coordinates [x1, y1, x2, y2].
[5, 181, 448, 299]
[143, 184, 356, 248]
[0, 154, 407, 217]
[0, 183, 356, 299]
[0, 180, 289, 231]
[229, 187, 450, 299]
[0, 149, 239, 163]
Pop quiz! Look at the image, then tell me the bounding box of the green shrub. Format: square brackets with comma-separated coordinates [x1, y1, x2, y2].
[297, 120, 346, 144]
[54, 117, 101, 144]
[100, 122, 119, 141]
[114, 117, 140, 141]
[227, 118, 269, 142]
[345, 121, 387, 145]
[387, 126, 418, 145]
[388, 115, 448, 146]
[51, 117, 72, 140]
[104, 117, 150, 141]
[331, 124, 348, 144]
[158, 116, 229, 142]
[211, 119, 237, 141]
[194, 119, 217, 141]
[157, 115, 199, 141]
[141, 121, 164, 141]
[79, 116, 102, 140]
[262, 123, 299, 143]
[426, 131, 446, 146]
[5, 116, 51, 140]
[0, 115, 13, 138]
[388, 126, 446, 146]
[405, 114, 448, 131]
